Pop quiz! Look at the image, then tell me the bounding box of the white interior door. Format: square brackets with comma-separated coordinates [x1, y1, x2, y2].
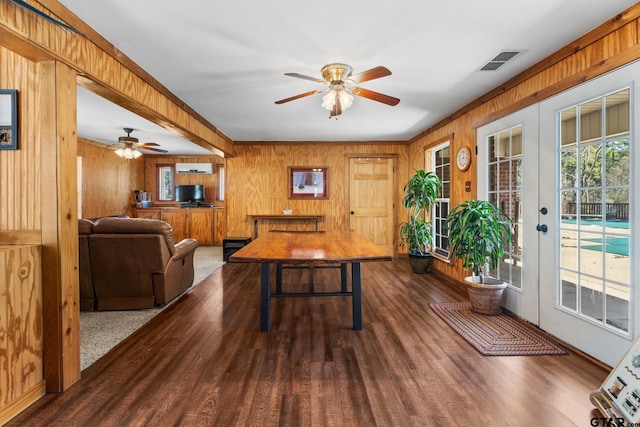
[477, 105, 539, 325]
[539, 62, 640, 367]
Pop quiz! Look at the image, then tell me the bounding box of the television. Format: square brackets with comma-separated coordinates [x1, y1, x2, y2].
[175, 184, 205, 203]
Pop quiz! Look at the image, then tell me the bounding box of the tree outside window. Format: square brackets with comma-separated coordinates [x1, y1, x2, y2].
[158, 165, 174, 201]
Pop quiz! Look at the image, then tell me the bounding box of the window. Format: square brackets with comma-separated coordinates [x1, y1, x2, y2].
[158, 165, 174, 201]
[430, 143, 450, 257]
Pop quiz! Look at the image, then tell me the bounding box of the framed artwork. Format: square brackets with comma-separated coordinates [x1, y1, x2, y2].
[0, 90, 17, 150]
[288, 167, 328, 199]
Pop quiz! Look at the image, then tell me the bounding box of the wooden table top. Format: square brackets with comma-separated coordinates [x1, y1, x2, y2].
[249, 214, 323, 219]
[230, 231, 392, 265]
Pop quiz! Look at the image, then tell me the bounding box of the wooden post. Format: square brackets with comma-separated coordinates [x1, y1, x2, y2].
[40, 61, 81, 391]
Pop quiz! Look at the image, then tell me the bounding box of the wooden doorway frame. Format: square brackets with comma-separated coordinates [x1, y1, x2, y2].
[345, 153, 398, 256]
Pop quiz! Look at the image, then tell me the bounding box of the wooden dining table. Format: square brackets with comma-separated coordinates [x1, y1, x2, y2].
[229, 230, 392, 331]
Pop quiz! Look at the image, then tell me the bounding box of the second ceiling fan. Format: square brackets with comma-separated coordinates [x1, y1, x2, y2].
[118, 127, 168, 153]
[275, 63, 400, 117]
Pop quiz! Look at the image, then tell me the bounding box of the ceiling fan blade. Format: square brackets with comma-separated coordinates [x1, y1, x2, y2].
[141, 146, 168, 153]
[351, 66, 392, 84]
[138, 142, 160, 147]
[352, 87, 400, 106]
[284, 73, 327, 84]
[275, 89, 324, 104]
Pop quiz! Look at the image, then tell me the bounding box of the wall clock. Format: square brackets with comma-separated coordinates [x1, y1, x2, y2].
[456, 146, 471, 171]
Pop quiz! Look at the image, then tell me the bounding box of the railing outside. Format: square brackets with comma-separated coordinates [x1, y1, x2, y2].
[562, 202, 629, 220]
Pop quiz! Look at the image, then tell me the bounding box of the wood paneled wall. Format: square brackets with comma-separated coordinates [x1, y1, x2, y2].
[226, 143, 409, 248]
[143, 156, 224, 207]
[0, 50, 47, 415]
[78, 144, 222, 218]
[0, 48, 42, 235]
[78, 138, 145, 218]
[0, 245, 45, 424]
[408, 8, 640, 280]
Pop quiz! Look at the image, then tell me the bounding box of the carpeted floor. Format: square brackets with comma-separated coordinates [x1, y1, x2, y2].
[429, 301, 568, 356]
[80, 246, 224, 370]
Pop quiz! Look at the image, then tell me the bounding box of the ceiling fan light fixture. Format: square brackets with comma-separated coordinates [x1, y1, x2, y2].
[338, 89, 354, 109]
[321, 89, 337, 111]
[115, 142, 142, 159]
[321, 87, 353, 113]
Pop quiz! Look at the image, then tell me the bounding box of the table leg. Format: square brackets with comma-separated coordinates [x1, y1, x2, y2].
[340, 264, 348, 293]
[276, 263, 283, 293]
[261, 263, 271, 332]
[352, 262, 362, 330]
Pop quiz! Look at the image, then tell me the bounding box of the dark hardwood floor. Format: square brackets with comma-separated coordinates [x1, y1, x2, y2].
[11, 258, 610, 426]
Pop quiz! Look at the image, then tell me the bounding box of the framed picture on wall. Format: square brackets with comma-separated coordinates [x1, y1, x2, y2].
[0, 90, 18, 150]
[288, 167, 328, 199]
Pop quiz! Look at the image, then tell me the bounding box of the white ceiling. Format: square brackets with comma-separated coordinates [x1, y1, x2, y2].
[76, 86, 218, 156]
[58, 0, 636, 155]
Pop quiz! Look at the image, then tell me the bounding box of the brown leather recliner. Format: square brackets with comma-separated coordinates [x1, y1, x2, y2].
[80, 217, 198, 310]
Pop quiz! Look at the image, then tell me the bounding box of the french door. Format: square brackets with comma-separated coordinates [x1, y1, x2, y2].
[538, 63, 640, 367]
[477, 105, 539, 324]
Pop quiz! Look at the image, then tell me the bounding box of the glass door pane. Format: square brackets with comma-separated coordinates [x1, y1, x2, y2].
[487, 125, 523, 289]
[558, 89, 630, 333]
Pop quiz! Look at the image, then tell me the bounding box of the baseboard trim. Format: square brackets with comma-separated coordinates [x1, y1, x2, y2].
[0, 380, 46, 425]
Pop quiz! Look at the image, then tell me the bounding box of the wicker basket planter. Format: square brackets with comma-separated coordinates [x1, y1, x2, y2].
[464, 277, 507, 315]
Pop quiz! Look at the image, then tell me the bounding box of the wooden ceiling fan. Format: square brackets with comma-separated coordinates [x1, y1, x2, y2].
[275, 63, 400, 117]
[117, 128, 168, 154]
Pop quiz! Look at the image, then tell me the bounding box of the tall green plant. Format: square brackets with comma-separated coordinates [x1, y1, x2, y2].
[446, 200, 513, 281]
[399, 170, 442, 256]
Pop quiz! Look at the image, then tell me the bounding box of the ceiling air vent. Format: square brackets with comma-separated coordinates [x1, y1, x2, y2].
[481, 51, 520, 71]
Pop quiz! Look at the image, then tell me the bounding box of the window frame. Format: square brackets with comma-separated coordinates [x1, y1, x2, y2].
[427, 140, 451, 260]
[157, 164, 175, 201]
[216, 163, 225, 202]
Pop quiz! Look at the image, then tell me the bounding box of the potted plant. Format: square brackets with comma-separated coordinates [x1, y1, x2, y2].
[399, 169, 442, 273]
[446, 199, 513, 315]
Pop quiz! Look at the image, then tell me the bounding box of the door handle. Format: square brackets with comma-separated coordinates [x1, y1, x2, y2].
[350, 211, 355, 215]
[539, 207, 548, 215]
[536, 224, 548, 233]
